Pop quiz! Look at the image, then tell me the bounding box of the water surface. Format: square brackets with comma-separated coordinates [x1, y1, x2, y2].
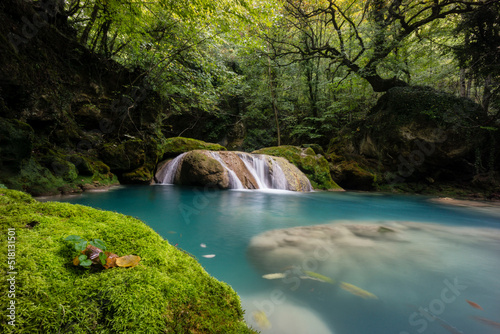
[52, 185, 500, 334]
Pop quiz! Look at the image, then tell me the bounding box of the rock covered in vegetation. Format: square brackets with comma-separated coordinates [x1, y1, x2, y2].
[0, 189, 255, 334]
[177, 150, 231, 189]
[253, 146, 342, 190]
[329, 86, 491, 188]
[328, 155, 377, 191]
[0, 118, 34, 172]
[162, 137, 227, 157]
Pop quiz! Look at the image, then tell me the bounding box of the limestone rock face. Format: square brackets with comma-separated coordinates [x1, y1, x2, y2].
[218, 152, 258, 189]
[176, 150, 230, 189]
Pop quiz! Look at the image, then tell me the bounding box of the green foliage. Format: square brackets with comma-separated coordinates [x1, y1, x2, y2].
[0, 189, 255, 333]
[65, 235, 108, 267]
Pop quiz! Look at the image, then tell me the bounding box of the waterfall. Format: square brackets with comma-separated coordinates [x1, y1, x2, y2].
[155, 150, 312, 192]
[156, 152, 187, 184]
[209, 152, 245, 189]
[238, 153, 289, 190]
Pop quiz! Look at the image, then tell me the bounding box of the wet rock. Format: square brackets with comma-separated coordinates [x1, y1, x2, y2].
[253, 146, 342, 190]
[177, 150, 230, 189]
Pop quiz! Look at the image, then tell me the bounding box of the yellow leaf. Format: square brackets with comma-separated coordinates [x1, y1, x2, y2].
[340, 282, 378, 299]
[253, 310, 271, 329]
[116, 255, 141, 268]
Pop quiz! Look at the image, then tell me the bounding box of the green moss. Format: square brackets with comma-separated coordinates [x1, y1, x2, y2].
[253, 146, 342, 190]
[0, 189, 255, 334]
[122, 166, 153, 184]
[0, 118, 34, 172]
[162, 137, 226, 157]
[99, 140, 146, 172]
[333, 160, 377, 191]
[2, 158, 65, 196]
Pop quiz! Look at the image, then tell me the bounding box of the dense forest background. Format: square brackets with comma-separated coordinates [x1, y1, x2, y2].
[0, 0, 499, 196]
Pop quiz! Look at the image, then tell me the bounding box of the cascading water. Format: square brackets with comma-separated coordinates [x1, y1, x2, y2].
[238, 153, 289, 190]
[156, 152, 187, 184]
[155, 151, 312, 192]
[208, 152, 245, 189]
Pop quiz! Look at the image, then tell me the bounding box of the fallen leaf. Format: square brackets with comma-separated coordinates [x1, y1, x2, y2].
[472, 316, 500, 329]
[82, 244, 104, 264]
[116, 255, 141, 267]
[303, 271, 335, 284]
[262, 273, 286, 280]
[253, 311, 271, 329]
[340, 282, 378, 299]
[202, 254, 216, 258]
[103, 252, 119, 269]
[466, 300, 483, 310]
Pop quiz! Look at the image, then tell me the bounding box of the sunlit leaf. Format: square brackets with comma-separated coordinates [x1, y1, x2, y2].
[115, 255, 141, 267]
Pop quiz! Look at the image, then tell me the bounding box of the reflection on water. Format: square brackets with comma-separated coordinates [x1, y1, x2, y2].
[52, 185, 500, 334]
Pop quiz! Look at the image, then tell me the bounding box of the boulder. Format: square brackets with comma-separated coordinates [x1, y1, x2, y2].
[329, 86, 489, 185]
[218, 152, 258, 189]
[99, 139, 145, 172]
[162, 137, 226, 158]
[176, 150, 230, 189]
[329, 160, 376, 191]
[253, 146, 342, 190]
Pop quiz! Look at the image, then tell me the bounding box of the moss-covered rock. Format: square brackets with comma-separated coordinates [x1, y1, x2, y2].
[253, 146, 342, 190]
[0, 189, 255, 334]
[99, 140, 146, 172]
[162, 137, 226, 158]
[329, 86, 490, 187]
[0, 117, 34, 172]
[122, 166, 153, 184]
[177, 150, 230, 189]
[330, 160, 377, 191]
[2, 158, 65, 196]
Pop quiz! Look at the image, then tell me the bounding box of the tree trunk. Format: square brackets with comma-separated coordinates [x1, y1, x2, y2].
[482, 74, 493, 115]
[459, 69, 467, 98]
[363, 74, 408, 92]
[268, 56, 281, 146]
[79, 4, 99, 45]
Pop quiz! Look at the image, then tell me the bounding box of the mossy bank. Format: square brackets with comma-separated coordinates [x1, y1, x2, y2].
[0, 189, 256, 333]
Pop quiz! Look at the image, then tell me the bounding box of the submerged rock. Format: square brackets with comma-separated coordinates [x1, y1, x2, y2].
[242, 295, 335, 334]
[247, 220, 500, 302]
